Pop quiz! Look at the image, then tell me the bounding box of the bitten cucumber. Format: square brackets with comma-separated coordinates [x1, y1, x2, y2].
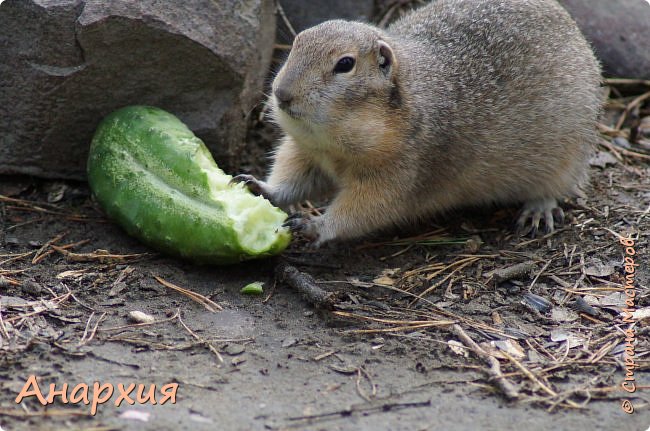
[87, 105, 290, 264]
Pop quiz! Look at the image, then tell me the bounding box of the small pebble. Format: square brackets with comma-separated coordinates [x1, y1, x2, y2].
[282, 337, 298, 348]
[21, 280, 43, 296]
[5, 237, 20, 246]
[612, 136, 631, 149]
[127, 310, 155, 324]
[224, 344, 246, 356]
[571, 296, 599, 317]
[522, 292, 552, 314]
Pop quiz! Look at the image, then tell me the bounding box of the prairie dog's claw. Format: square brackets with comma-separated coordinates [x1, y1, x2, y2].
[283, 214, 323, 247]
[516, 198, 564, 237]
[230, 174, 266, 197]
[282, 217, 302, 231]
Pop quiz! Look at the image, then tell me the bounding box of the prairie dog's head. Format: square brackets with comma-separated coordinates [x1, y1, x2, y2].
[270, 20, 399, 138]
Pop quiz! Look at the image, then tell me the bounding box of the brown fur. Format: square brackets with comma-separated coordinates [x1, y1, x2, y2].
[242, 0, 602, 245]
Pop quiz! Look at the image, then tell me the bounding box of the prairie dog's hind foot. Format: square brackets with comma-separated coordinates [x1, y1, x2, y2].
[516, 198, 565, 237]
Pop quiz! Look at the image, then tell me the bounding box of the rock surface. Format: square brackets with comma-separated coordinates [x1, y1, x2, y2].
[559, 0, 650, 79]
[0, 0, 276, 180]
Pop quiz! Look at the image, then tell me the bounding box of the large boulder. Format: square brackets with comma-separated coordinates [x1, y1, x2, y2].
[0, 0, 276, 180]
[559, 0, 650, 79]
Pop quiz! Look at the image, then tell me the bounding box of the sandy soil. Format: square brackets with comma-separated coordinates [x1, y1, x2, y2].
[0, 149, 648, 431]
[1, 90, 649, 430]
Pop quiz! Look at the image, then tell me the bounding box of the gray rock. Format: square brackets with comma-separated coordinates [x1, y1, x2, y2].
[0, 0, 276, 180]
[559, 0, 650, 79]
[277, 0, 375, 43]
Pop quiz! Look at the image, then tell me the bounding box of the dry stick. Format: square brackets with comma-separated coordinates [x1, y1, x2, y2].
[414, 257, 480, 300]
[0, 302, 10, 340]
[78, 312, 107, 346]
[6, 216, 48, 231]
[378, 2, 401, 28]
[103, 336, 202, 351]
[0, 408, 88, 418]
[0, 194, 63, 211]
[599, 137, 650, 161]
[347, 323, 451, 334]
[529, 259, 552, 291]
[153, 276, 222, 312]
[5, 291, 73, 324]
[332, 312, 455, 327]
[486, 261, 537, 284]
[356, 367, 377, 402]
[597, 122, 626, 138]
[501, 351, 582, 409]
[177, 313, 224, 365]
[276, 1, 297, 38]
[615, 90, 650, 130]
[0, 276, 20, 286]
[451, 324, 519, 400]
[0, 251, 36, 266]
[31, 232, 67, 264]
[51, 246, 148, 264]
[286, 399, 432, 421]
[358, 282, 511, 338]
[605, 78, 650, 87]
[32, 239, 91, 265]
[275, 262, 341, 309]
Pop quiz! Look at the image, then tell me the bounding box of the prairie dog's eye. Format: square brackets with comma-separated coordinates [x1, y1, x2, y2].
[333, 56, 355, 74]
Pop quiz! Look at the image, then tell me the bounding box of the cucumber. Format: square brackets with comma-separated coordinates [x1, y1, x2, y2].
[87, 106, 290, 264]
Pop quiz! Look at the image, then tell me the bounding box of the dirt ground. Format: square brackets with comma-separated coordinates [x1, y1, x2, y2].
[1, 98, 650, 430]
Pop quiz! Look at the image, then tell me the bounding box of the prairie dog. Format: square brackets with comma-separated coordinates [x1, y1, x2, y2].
[234, 0, 602, 246]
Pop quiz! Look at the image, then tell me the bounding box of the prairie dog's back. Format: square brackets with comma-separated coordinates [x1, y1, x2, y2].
[385, 0, 601, 204]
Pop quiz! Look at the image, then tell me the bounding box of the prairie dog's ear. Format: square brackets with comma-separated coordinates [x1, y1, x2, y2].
[377, 40, 396, 74]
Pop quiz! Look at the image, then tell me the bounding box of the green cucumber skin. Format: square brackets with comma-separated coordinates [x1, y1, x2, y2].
[87, 106, 289, 265]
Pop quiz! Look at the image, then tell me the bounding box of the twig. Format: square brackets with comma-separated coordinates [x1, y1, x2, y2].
[605, 78, 650, 87]
[355, 367, 377, 402]
[275, 262, 341, 309]
[32, 239, 91, 264]
[600, 141, 650, 161]
[378, 2, 401, 28]
[78, 312, 107, 346]
[529, 259, 552, 291]
[0, 408, 89, 417]
[276, 1, 297, 38]
[286, 398, 431, 421]
[51, 246, 148, 263]
[153, 276, 222, 312]
[31, 232, 66, 264]
[501, 351, 583, 409]
[486, 261, 537, 284]
[0, 302, 10, 340]
[177, 313, 224, 365]
[451, 324, 519, 400]
[615, 90, 650, 130]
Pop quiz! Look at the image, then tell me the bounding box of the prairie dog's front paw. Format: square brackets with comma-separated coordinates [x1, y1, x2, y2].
[283, 214, 334, 247]
[230, 174, 272, 200]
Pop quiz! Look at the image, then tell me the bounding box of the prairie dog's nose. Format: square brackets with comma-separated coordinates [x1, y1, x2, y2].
[274, 86, 293, 111]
